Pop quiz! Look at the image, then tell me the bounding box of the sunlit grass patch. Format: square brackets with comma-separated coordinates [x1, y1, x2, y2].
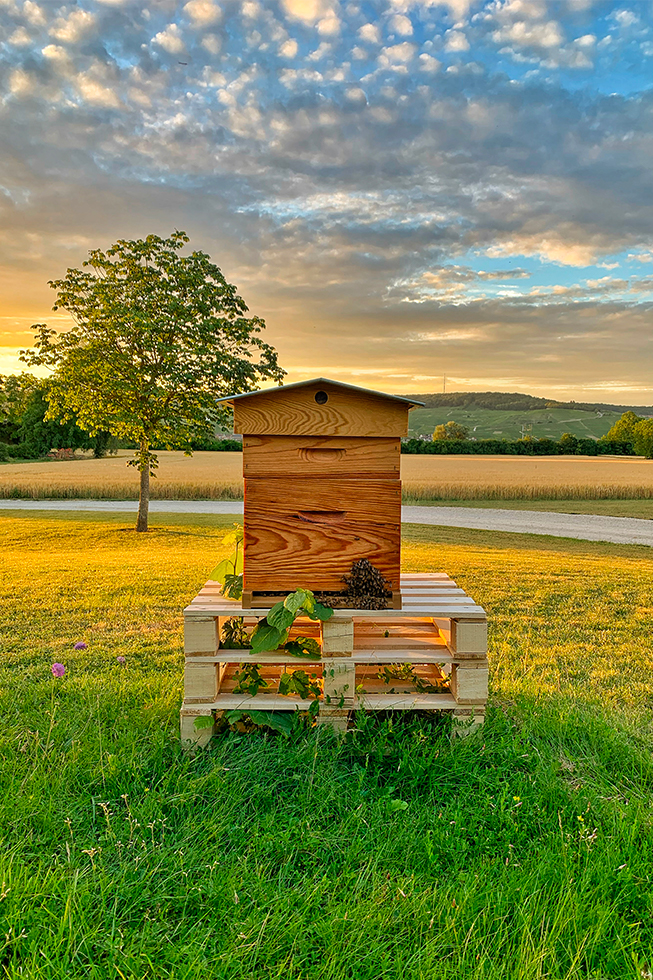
[1, 514, 653, 978]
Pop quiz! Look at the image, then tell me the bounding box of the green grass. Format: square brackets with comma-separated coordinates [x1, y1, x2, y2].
[407, 406, 622, 440]
[1, 512, 653, 978]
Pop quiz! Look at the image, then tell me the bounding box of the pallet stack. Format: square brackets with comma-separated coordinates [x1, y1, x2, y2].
[180, 571, 487, 749]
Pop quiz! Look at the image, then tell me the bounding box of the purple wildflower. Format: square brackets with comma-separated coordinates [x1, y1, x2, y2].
[74, 641, 88, 650]
[51, 663, 66, 678]
[116, 656, 126, 665]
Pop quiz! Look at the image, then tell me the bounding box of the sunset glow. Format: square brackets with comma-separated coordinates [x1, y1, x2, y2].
[1, 0, 652, 400]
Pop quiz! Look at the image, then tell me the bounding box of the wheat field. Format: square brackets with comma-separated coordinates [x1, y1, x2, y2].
[2, 450, 653, 500]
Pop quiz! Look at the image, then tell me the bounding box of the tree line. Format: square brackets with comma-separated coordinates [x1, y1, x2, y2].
[406, 391, 653, 414]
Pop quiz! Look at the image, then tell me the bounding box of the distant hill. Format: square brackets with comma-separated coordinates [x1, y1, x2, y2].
[403, 392, 653, 442]
[404, 391, 653, 414]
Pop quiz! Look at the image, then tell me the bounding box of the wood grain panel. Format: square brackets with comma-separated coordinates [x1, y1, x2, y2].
[243, 435, 400, 479]
[244, 477, 401, 591]
[233, 382, 410, 437]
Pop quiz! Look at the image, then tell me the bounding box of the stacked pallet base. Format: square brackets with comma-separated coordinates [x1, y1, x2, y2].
[181, 573, 487, 750]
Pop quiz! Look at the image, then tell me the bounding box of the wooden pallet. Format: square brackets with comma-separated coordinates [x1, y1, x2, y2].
[181, 573, 487, 748]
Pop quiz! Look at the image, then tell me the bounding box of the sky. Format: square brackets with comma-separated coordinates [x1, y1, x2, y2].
[1, 0, 653, 402]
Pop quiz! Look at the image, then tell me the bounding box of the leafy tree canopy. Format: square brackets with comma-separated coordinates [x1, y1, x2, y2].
[602, 411, 643, 444]
[21, 231, 285, 529]
[433, 420, 469, 441]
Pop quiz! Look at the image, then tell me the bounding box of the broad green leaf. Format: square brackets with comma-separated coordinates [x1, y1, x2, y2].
[268, 602, 294, 631]
[246, 711, 294, 736]
[193, 715, 214, 730]
[209, 557, 230, 585]
[283, 590, 308, 614]
[311, 601, 334, 621]
[284, 636, 320, 658]
[250, 623, 283, 653]
[223, 573, 243, 599]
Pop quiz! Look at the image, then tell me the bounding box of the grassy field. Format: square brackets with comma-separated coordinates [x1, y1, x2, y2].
[407, 406, 624, 440]
[3, 451, 653, 505]
[1, 511, 653, 977]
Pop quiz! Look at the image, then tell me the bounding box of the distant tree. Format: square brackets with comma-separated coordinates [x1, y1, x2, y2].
[13, 380, 117, 459]
[559, 432, 579, 453]
[21, 231, 285, 531]
[632, 419, 653, 459]
[0, 373, 40, 444]
[602, 411, 643, 443]
[433, 421, 469, 441]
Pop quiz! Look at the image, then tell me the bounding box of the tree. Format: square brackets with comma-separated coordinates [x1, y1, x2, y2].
[433, 420, 469, 441]
[0, 373, 40, 445]
[603, 411, 642, 444]
[632, 419, 653, 459]
[21, 231, 285, 530]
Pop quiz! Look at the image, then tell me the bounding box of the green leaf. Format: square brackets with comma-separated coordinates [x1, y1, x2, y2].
[209, 558, 231, 585]
[268, 602, 295, 631]
[283, 590, 308, 614]
[283, 636, 320, 659]
[245, 711, 294, 736]
[302, 591, 316, 615]
[388, 799, 409, 812]
[311, 601, 334, 621]
[193, 715, 214, 731]
[250, 623, 284, 653]
[223, 573, 243, 600]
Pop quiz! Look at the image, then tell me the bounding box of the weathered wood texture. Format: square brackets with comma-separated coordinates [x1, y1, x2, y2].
[243, 435, 400, 479]
[243, 478, 401, 591]
[233, 382, 410, 437]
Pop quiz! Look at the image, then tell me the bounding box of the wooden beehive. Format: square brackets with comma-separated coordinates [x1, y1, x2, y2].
[221, 379, 422, 607]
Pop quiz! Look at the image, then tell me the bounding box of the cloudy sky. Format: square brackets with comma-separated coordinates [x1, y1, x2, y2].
[1, 0, 652, 401]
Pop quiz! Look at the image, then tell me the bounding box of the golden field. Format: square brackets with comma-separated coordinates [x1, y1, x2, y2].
[2, 450, 653, 500]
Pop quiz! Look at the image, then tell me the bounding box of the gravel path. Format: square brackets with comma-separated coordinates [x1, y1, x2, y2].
[1, 499, 652, 545]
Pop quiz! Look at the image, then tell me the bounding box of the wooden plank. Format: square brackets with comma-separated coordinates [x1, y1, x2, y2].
[184, 662, 222, 701]
[322, 619, 354, 655]
[187, 650, 457, 664]
[244, 478, 401, 591]
[355, 692, 456, 710]
[233, 381, 410, 437]
[452, 620, 488, 655]
[243, 435, 400, 479]
[450, 664, 488, 704]
[184, 618, 219, 655]
[323, 658, 356, 705]
[180, 706, 216, 750]
[212, 694, 316, 710]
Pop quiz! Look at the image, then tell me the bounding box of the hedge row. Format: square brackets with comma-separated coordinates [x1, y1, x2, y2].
[400, 438, 636, 456]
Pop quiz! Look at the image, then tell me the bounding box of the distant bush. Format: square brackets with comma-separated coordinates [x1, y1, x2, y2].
[401, 438, 636, 456]
[190, 438, 242, 452]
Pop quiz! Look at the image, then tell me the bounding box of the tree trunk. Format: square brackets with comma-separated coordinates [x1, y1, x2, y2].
[136, 443, 150, 532]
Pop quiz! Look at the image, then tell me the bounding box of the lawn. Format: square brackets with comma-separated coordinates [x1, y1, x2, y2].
[1, 512, 653, 978]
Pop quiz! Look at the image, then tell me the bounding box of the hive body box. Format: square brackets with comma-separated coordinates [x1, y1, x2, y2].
[223, 379, 422, 606]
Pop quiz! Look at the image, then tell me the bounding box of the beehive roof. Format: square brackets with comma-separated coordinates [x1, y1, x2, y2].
[218, 378, 424, 409]
[220, 378, 422, 437]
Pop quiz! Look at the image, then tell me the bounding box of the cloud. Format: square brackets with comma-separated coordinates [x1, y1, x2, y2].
[445, 30, 470, 51]
[183, 0, 222, 27]
[49, 9, 96, 44]
[152, 24, 186, 55]
[378, 41, 417, 65]
[358, 23, 381, 44]
[389, 14, 413, 36]
[279, 38, 298, 58]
